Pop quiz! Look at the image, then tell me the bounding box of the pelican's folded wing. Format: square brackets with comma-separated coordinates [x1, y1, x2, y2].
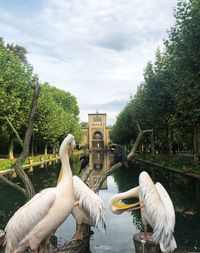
[5, 188, 56, 250]
[139, 171, 176, 253]
[154, 183, 177, 253]
[73, 175, 106, 232]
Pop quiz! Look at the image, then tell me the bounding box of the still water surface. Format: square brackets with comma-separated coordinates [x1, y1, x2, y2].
[0, 153, 200, 252]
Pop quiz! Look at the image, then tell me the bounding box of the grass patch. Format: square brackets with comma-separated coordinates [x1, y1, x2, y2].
[0, 159, 15, 171]
[0, 154, 58, 171]
[0, 150, 83, 171]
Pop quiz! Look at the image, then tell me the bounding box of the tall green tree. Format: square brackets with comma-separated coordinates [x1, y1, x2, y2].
[34, 84, 82, 154]
[43, 83, 80, 119]
[166, 0, 200, 160]
[0, 38, 36, 158]
[6, 43, 28, 64]
[111, 0, 200, 162]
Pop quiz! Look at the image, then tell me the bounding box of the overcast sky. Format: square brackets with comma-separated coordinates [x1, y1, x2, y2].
[0, 0, 177, 124]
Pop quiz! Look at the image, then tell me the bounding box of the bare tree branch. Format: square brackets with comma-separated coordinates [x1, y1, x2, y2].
[136, 121, 141, 132]
[5, 117, 23, 147]
[92, 162, 122, 193]
[81, 166, 93, 182]
[13, 82, 40, 200]
[0, 175, 26, 196]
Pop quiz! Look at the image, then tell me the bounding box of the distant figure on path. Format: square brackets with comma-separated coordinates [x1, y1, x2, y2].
[172, 142, 179, 155]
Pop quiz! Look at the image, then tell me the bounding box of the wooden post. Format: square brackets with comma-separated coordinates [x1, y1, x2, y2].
[48, 155, 53, 165]
[40, 157, 45, 168]
[133, 233, 161, 253]
[10, 170, 17, 178]
[28, 166, 33, 172]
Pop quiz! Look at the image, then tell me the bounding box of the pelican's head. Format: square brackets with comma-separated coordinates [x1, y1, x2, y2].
[109, 187, 143, 214]
[110, 196, 142, 214]
[59, 134, 76, 158]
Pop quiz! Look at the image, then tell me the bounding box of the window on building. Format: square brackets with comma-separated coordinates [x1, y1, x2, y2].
[93, 116, 102, 125]
[93, 131, 103, 140]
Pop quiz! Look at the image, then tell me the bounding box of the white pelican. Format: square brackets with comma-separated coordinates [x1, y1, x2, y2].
[57, 172, 106, 240]
[109, 171, 177, 253]
[5, 134, 76, 253]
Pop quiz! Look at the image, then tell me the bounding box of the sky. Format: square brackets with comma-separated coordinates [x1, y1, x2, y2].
[0, 0, 177, 125]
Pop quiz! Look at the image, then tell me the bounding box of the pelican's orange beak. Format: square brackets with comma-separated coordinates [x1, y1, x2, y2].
[113, 201, 144, 212]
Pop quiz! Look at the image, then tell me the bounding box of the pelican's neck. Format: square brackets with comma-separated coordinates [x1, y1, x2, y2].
[110, 187, 139, 209]
[59, 147, 72, 185]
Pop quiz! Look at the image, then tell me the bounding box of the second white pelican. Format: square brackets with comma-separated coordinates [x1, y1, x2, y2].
[109, 171, 177, 253]
[57, 170, 106, 240]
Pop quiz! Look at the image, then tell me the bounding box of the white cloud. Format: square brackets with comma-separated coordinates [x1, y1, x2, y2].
[0, 0, 177, 124]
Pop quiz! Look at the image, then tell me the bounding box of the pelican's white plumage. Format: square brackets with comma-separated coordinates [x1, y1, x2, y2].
[109, 171, 176, 253]
[5, 134, 76, 253]
[72, 175, 106, 233]
[56, 168, 106, 236]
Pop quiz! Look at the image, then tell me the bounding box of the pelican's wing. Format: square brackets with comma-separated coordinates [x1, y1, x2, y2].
[139, 171, 176, 253]
[155, 183, 177, 252]
[5, 188, 56, 250]
[73, 176, 106, 232]
[139, 171, 164, 237]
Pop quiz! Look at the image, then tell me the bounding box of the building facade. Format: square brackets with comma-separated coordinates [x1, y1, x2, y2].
[80, 111, 111, 150]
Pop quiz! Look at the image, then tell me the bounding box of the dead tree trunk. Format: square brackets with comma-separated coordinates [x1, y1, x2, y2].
[0, 82, 40, 200]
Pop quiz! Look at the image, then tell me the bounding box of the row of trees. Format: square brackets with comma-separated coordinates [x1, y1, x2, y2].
[110, 0, 200, 162]
[0, 37, 82, 159]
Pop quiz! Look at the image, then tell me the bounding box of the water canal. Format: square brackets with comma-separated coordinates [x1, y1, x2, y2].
[0, 153, 200, 252]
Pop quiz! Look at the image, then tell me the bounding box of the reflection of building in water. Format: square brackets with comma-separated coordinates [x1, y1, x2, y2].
[80, 110, 112, 150]
[87, 153, 113, 190]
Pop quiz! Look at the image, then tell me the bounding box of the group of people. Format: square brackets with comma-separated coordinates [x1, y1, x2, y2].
[154, 142, 179, 155]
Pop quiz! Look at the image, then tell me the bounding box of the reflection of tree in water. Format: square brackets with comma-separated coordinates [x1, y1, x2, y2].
[0, 180, 25, 229]
[30, 163, 60, 191]
[175, 212, 200, 250]
[131, 211, 144, 231]
[112, 163, 140, 193]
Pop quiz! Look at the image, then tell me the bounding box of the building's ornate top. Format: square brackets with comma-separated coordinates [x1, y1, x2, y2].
[88, 112, 106, 115]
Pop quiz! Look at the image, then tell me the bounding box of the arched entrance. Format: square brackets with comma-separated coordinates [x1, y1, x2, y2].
[92, 131, 104, 150]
